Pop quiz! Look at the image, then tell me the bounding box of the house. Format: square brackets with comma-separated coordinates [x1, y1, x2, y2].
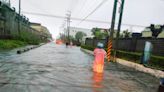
[158, 31, 164, 38]
[64, 27, 92, 38]
[30, 22, 52, 39]
[142, 28, 152, 38]
[142, 27, 164, 38]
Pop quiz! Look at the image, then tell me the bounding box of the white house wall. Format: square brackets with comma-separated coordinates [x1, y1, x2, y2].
[69, 27, 92, 38]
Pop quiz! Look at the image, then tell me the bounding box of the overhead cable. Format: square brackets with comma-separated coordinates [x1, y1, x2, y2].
[77, 0, 108, 25]
[22, 11, 146, 27]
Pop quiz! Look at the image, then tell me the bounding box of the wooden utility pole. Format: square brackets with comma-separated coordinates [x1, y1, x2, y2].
[114, 0, 125, 61]
[66, 11, 71, 43]
[107, 0, 118, 62]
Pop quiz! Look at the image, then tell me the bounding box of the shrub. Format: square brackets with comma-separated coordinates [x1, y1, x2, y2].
[0, 40, 27, 49]
[116, 50, 141, 63]
[81, 45, 95, 51]
[149, 55, 164, 70]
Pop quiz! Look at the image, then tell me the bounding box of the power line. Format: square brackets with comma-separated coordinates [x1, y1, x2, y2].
[22, 11, 146, 27]
[74, 0, 88, 17]
[77, 0, 99, 18]
[77, 0, 108, 25]
[26, 0, 51, 14]
[23, 11, 66, 19]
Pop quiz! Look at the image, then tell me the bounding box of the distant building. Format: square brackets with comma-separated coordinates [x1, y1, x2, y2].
[142, 29, 152, 38]
[158, 31, 164, 38]
[30, 22, 52, 39]
[64, 27, 92, 38]
[142, 28, 164, 38]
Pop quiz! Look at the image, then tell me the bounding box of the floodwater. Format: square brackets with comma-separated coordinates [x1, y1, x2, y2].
[0, 42, 159, 92]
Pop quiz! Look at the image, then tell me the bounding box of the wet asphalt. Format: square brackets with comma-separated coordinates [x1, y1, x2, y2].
[0, 42, 159, 92]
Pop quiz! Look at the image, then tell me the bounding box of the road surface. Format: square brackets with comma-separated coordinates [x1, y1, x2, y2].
[0, 42, 159, 92]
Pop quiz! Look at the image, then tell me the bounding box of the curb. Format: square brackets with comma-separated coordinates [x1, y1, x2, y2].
[116, 58, 164, 78]
[81, 48, 164, 78]
[17, 43, 46, 54]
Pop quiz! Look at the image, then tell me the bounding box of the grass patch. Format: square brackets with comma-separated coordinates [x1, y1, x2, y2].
[81, 45, 95, 51]
[0, 40, 27, 49]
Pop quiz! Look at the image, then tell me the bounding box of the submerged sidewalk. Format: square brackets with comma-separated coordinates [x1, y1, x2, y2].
[81, 48, 164, 78]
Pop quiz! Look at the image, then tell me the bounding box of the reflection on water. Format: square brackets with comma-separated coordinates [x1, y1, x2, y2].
[92, 72, 104, 92]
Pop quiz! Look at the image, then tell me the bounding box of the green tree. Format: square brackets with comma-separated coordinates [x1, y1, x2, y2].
[123, 30, 130, 38]
[75, 31, 86, 42]
[91, 28, 108, 39]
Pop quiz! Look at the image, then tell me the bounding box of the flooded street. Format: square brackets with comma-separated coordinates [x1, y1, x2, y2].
[0, 43, 159, 92]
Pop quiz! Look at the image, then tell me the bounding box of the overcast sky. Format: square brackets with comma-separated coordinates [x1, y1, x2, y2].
[10, 0, 164, 38]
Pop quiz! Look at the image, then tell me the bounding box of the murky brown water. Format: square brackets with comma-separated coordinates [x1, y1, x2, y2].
[0, 42, 159, 92]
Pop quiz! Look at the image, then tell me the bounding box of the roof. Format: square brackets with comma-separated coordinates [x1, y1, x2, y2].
[30, 22, 41, 26]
